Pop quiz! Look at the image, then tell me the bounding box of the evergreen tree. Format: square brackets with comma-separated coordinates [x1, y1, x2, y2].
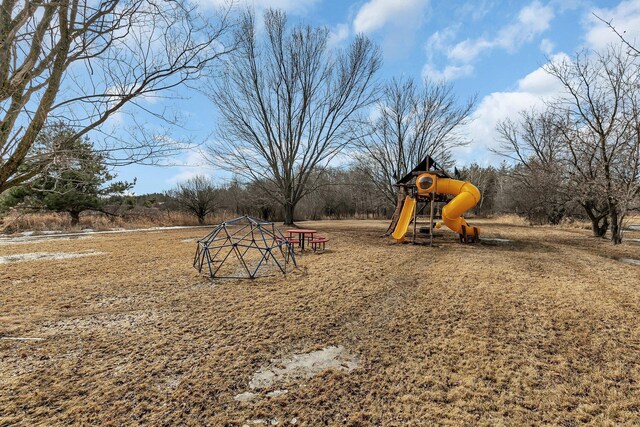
[5, 124, 134, 225]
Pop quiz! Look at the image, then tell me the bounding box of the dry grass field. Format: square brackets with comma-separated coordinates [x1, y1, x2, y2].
[1, 219, 640, 426]
[0, 211, 224, 234]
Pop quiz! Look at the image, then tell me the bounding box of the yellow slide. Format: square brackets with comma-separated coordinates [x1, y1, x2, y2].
[391, 196, 416, 242]
[415, 173, 481, 237]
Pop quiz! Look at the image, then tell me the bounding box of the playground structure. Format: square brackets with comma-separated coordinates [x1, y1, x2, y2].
[193, 216, 296, 279]
[386, 156, 481, 244]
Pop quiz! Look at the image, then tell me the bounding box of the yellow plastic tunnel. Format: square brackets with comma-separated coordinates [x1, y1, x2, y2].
[415, 173, 481, 237]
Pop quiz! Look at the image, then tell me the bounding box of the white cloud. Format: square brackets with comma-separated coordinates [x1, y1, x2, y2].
[517, 54, 567, 95]
[455, 90, 543, 164]
[425, 26, 459, 61]
[585, 0, 640, 51]
[458, 0, 493, 22]
[353, 0, 429, 33]
[328, 23, 350, 48]
[422, 26, 472, 80]
[422, 63, 474, 81]
[549, 0, 584, 13]
[516, 1, 554, 34]
[423, 1, 554, 85]
[539, 38, 555, 54]
[454, 53, 568, 164]
[167, 150, 215, 185]
[448, 38, 493, 62]
[448, 1, 554, 62]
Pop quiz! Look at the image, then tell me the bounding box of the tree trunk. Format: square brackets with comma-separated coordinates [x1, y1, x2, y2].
[590, 215, 609, 237]
[260, 207, 272, 221]
[581, 202, 608, 237]
[609, 207, 622, 244]
[70, 210, 80, 226]
[601, 135, 621, 244]
[284, 202, 295, 225]
[197, 215, 205, 225]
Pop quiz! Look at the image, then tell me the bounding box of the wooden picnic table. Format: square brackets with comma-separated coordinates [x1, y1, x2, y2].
[285, 229, 317, 250]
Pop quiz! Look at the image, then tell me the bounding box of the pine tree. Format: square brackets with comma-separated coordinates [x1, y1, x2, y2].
[6, 123, 134, 225]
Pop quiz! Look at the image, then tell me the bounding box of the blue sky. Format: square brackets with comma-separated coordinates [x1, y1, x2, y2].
[111, 0, 640, 194]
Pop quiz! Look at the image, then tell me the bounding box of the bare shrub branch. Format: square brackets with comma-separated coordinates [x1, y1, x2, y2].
[0, 0, 234, 193]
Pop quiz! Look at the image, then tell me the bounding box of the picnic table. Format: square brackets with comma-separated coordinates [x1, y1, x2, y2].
[309, 236, 329, 252]
[285, 229, 317, 250]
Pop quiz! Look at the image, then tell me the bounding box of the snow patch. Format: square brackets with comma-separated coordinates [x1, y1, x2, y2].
[40, 312, 156, 335]
[266, 389, 288, 398]
[0, 235, 93, 245]
[245, 418, 279, 426]
[234, 391, 257, 402]
[249, 345, 359, 390]
[482, 238, 513, 243]
[0, 251, 104, 264]
[0, 225, 211, 245]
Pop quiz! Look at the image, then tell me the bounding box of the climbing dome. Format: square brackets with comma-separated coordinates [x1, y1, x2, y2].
[193, 216, 296, 279]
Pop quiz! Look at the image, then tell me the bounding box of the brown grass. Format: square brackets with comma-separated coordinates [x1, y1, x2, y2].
[1, 219, 640, 425]
[484, 213, 529, 226]
[0, 211, 225, 234]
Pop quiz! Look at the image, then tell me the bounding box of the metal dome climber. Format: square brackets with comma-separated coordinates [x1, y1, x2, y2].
[193, 216, 296, 279]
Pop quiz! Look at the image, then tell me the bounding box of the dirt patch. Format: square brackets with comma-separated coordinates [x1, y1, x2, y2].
[0, 250, 104, 263]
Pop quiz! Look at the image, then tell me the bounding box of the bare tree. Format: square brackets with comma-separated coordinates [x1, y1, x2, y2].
[496, 104, 620, 234]
[170, 175, 219, 224]
[355, 77, 475, 205]
[614, 76, 640, 234]
[593, 13, 640, 56]
[545, 47, 640, 243]
[458, 163, 497, 215]
[206, 9, 381, 225]
[0, 0, 233, 194]
[495, 108, 579, 225]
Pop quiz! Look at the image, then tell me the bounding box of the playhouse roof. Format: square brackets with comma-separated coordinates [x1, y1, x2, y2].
[396, 155, 452, 184]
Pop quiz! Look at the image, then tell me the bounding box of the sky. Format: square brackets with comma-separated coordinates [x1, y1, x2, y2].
[111, 0, 640, 195]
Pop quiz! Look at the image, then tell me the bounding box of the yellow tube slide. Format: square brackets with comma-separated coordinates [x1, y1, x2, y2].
[392, 196, 416, 242]
[416, 173, 481, 237]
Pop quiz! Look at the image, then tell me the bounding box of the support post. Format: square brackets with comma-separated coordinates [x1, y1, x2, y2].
[430, 192, 435, 247]
[412, 197, 418, 244]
